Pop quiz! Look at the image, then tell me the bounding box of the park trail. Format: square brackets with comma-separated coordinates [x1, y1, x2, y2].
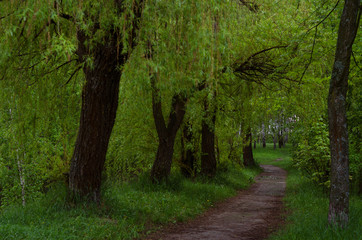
[144, 165, 287, 240]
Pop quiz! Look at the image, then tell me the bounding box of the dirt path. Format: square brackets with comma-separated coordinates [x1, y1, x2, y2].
[145, 165, 287, 240]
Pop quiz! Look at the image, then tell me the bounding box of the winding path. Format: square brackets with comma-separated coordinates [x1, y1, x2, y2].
[146, 165, 287, 240]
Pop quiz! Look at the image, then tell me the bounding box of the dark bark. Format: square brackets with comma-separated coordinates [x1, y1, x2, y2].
[201, 95, 217, 177]
[180, 122, 195, 178]
[69, 30, 122, 202]
[150, 76, 187, 182]
[278, 132, 284, 148]
[262, 123, 266, 148]
[243, 128, 256, 167]
[273, 134, 277, 150]
[69, 1, 144, 202]
[327, 0, 359, 227]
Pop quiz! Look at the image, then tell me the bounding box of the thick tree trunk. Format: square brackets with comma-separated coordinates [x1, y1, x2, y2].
[150, 75, 186, 181]
[201, 95, 217, 177]
[69, 31, 122, 202]
[68, 1, 144, 202]
[180, 122, 195, 178]
[243, 128, 256, 167]
[327, 0, 359, 227]
[152, 133, 178, 181]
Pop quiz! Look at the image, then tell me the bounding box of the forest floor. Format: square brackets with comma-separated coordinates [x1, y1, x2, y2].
[145, 164, 287, 240]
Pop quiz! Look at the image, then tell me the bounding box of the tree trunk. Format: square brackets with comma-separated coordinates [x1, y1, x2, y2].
[201, 94, 217, 177]
[69, 1, 144, 202]
[69, 30, 122, 202]
[150, 75, 187, 182]
[180, 122, 195, 178]
[273, 134, 277, 150]
[278, 129, 284, 148]
[17, 150, 26, 207]
[262, 123, 266, 148]
[243, 128, 256, 167]
[327, 0, 359, 228]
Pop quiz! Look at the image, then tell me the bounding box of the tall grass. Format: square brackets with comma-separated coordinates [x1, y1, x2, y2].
[254, 143, 362, 240]
[0, 165, 259, 240]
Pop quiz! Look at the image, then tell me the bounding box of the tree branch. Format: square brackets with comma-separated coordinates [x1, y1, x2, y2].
[299, 27, 318, 83]
[237, 0, 259, 12]
[306, 0, 340, 33]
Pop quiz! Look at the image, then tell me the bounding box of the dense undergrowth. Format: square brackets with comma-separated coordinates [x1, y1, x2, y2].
[254, 144, 362, 240]
[0, 164, 260, 240]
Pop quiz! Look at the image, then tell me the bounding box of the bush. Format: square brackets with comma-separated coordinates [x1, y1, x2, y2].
[292, 119, 330, 187]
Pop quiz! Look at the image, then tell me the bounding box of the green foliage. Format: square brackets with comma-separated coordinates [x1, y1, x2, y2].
[266, 158, 361, 240]
[292, 119, 331, 187]
[255, 145, 361, 240]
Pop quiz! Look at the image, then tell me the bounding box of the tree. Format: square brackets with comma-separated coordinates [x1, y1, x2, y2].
[243, 127, 256, 167]
[68, 1, 144, 202]
[150, 75, 187, 182]
[327, 0, 360, 227]
[201, 90, 217, 177]
[180, 121, 196, 178]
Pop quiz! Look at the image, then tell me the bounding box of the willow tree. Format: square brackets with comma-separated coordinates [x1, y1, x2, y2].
[0, 0, 145, 202]
[141, 0, 238, 182]
[327, 0, 360, 227]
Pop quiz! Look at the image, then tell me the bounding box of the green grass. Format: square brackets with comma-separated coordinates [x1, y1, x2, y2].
[254, 143, 362, 240]
[0, 165, 260, 240]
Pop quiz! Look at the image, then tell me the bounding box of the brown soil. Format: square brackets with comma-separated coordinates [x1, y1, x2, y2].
[143, 165, 287, 240]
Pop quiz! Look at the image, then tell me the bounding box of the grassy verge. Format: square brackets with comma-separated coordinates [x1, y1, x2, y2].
[0, 165, 260, 240]
[254, 143, 362, 240]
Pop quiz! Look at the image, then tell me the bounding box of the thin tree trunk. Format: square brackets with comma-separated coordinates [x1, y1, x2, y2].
[262, 123, 266, 148]
[243, 127, 256, 167]
[327, 0, 359, 227]
[17, 150, 26, 207]
[273, 133, 277, 150]
[278, 129, 284, 148]
[9, 107, 26, 206]
[201, 94, 217, 177]
[180, 122, 195, 178]
[150, 75, 187, 182]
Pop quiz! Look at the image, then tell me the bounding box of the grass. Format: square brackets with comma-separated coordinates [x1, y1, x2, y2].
[0, 164, 260, 240]
[254, 143, 362, 240]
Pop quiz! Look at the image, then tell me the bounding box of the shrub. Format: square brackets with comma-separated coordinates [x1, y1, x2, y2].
[292, 119, 330, 187]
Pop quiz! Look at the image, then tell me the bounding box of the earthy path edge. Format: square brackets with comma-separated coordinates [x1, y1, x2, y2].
[143, 165, 287, 240]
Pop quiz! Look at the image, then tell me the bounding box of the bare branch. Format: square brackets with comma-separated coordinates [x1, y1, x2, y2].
[237, 0, 259, 12]
[63, 66, 82, 86]
[299, 27, 318, 83]
[306, 0, 340, 33]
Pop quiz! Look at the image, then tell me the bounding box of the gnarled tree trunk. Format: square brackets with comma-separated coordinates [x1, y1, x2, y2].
[150, 76, 187, 182]
[69, 31, 122, 202]
[69, 1, 144, 202]
[327, 0, 359, 227]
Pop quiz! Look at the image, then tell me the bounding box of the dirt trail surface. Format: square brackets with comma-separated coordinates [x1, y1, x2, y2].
[145, 165, 287, 240]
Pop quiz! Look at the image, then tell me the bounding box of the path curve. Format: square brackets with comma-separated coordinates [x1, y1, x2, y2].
[145, 165, 287, 240]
